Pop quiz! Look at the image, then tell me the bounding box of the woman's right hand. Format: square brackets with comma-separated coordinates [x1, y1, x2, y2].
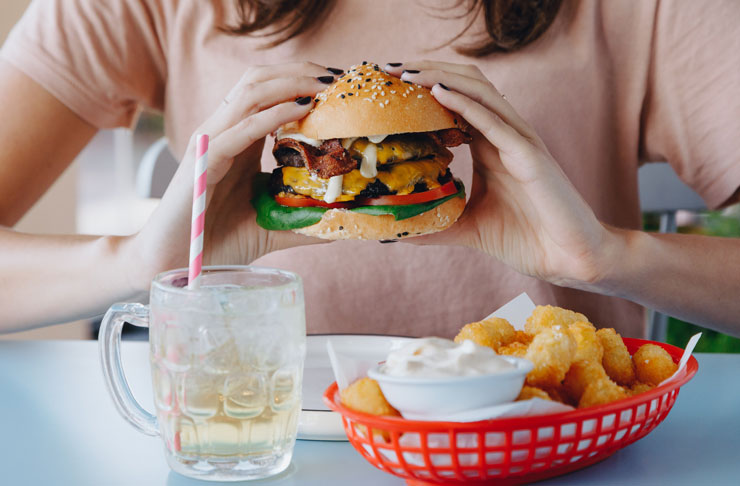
[128, 62, 335, 289]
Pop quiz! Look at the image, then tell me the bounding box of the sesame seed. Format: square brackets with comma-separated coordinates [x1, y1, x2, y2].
[385, 81, 392, 86]
[417, 94, 423, 98]
[409, 86, 415, 91]
[340, 94, 345, 99]
[348, 92, 354, 96]
[381, 91, 385, 96]
[346, 79, 352, 83]
[365, 78, 371, 82]
[364, 98, 372, 102]
[380, 103, 385, 108]
[402, 93, 407, 97]
[356, 84, 361, 89]
[390, 90, 396, 94]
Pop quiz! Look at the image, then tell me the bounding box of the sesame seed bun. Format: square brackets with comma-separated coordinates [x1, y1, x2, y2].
[280, 63, 463, 140]
[293, 193, 465, 241]
[267, 63, 468, 241]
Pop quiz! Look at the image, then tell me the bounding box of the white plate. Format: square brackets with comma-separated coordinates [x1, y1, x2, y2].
[297, 334, 412, 441]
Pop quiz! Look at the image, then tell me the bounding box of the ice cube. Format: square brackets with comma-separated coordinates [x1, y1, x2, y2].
[224, 371, 267, 419]
[270, 366, 300, 412]
[161, 323, 192, 372]
[181, 371, 223, 419]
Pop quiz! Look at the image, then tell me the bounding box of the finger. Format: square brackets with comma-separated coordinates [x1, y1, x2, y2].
[200, 75, 330, 136]
[402, 69, 537, 142]
[233, 61, 337, 91]
[384, 60, 484, 80]
[207, 98, 315, 182]
[430, 85, 542, 184]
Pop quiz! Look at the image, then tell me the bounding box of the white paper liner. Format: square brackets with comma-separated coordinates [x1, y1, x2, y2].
[327, 293, 700, 423]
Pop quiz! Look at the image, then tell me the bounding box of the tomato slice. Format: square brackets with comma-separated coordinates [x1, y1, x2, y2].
[273, 180, 458, 209]
[354, 180, 458, 206]
[274, 193, 355, 209]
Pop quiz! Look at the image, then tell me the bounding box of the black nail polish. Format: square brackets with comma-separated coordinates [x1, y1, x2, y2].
[326, 67, 344, 75]
[295, 96, 312, 105]
[403, 69, 420, 74]
[316, 75, 334, 84]
[386, 63, 402, 67]
[438, 83, 450, 91]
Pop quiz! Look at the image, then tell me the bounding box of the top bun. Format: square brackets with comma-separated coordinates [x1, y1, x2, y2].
[281, 63, 463, 140]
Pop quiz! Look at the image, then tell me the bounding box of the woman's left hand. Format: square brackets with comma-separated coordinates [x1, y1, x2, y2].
[385, 61, 623, 289]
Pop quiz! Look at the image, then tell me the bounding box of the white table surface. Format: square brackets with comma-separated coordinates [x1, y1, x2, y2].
[0, 340, 738, 486]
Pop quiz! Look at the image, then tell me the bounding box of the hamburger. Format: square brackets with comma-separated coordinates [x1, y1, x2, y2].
[252, 62, 471, 240]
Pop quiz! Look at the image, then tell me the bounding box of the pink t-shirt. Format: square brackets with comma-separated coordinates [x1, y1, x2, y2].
[3, 0, 740, 337]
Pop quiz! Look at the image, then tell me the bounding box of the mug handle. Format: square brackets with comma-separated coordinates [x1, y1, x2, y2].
[99, 303, 159, 436]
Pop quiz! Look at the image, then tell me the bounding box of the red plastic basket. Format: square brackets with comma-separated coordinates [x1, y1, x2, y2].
[324, 338, 698, 485]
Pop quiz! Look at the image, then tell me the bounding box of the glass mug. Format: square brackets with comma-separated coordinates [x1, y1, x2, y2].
[99, 266, 306, 481]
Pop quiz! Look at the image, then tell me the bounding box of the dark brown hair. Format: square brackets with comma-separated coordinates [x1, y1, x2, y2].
[224, 0, 563, 56]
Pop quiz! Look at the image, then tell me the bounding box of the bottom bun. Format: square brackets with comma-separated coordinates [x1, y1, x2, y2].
[293, 196, 465, 241]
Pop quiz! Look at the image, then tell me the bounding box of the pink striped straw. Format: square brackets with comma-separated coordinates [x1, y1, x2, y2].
[188, 134, 209, 289]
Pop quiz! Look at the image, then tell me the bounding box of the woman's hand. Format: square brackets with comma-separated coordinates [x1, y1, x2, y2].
[129, 62, 335, 288]
[385, 61, 623, 289]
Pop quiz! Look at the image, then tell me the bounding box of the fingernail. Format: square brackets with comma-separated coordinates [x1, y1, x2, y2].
[326, 67, 344, 75]
[295, 96, 312, 105]
[386, 63, 403, 67]
[437, 83, 450, 91]
[403, 69, 420, 74]
[316, 75, 334, 84]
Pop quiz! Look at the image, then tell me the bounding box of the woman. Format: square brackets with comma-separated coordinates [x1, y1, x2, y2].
[1, 0, 738, 336]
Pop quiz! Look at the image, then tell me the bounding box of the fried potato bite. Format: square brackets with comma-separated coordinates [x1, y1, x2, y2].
[633, 344, 678, 385]
[563, 360, 608, 403]
[340, 378, 400, 417]
[340, 378, 400, 442]
[569, 321, 603, 364]
[454, 317, 516, 352]
[524, 326, 576, 389]
[498, 341, 528, 358]
[578, 377, 628, 408]
[513, 330, 534, 346]
[629, 382, 655, 396]
[517, 385, 551, 401]
[543, 385, 576, 406]
[596, 328, 636, 386]
[525, 305, 589, 336]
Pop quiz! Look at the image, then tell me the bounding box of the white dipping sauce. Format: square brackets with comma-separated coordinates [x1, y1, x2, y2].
[380, 337, 515, 378]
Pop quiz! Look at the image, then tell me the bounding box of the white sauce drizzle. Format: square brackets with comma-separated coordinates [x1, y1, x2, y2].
[367, 134, 387, 144]
[341, 137, 357, 150]
[359, 142, 378, 178]
[324, 174, 343, 203]
[275, 128, 321, 148]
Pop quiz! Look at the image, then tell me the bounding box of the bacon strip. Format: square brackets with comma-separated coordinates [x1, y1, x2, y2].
[428, 128, 473, 148]
[272, 128, 470, 179]
[273, 138, 357, 179]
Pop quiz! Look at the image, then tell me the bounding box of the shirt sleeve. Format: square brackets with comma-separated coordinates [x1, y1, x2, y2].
[640, 0, 740, 209]
[0, 0, 167, 129]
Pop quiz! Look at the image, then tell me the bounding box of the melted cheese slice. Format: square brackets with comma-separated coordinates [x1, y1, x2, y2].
[350, 136, 442, 165]
[282, 156, 450, 202]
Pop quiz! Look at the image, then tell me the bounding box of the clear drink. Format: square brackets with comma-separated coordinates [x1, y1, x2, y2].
[101, 266, 305, 482]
